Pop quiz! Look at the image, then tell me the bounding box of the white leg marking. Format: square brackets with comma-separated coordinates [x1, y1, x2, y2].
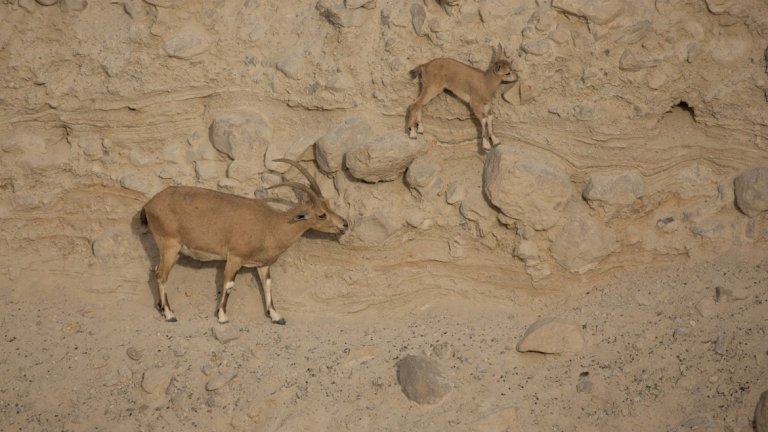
[159, 283, 176, 321]
[217, 308, 229, 324]
[488, 115, 500, 146]
[264, 278, 284, 324]
[480, 118, 492, 150]
[217, 281, 235, 323]
[482, 138, 491, 150]
[409, 127, 418, 139]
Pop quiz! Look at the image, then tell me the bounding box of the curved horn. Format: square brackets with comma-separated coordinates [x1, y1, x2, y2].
[273, 158, 323, 197]
[267, 182, 320, 206]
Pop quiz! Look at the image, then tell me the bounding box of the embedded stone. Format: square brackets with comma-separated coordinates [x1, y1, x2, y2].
[516, 317, 585, 354]
[734, 167, 768, 217]
[583, 170, 644, 206]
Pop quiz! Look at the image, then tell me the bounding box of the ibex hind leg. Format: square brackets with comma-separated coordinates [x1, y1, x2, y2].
[407, 85, 442, 138]
[155, 241, 181, 322]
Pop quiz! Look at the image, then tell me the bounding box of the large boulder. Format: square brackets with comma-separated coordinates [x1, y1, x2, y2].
[314, 117, 371, 173]
[550, 202, 618, 273]
[405, 155, 442, 195]
[209, 112, 272, 164]
[734, 167, 768, 217]
[346, 133, 427, 183]
[483, 144, 574, 231]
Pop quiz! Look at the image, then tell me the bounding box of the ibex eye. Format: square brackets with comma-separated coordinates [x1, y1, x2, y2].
[319, 213, 327, 219]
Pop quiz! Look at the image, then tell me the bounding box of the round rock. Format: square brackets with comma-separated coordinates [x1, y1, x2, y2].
[396, 355, 451, 404]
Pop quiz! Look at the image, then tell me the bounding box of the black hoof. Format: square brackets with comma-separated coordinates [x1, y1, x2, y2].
[273, 318, 286, 325]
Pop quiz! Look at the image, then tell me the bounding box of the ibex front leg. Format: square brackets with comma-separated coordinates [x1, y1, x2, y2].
[257, 266, 285, 325]
[471, 100, 493, 150]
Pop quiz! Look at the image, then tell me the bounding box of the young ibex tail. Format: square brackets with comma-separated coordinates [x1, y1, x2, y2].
[406, 43, 518, 150]
[141, 158, 348, 325]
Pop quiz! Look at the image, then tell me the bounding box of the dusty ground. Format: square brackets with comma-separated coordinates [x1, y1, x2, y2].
[1, 1, 767, 431]
[1, 239, 766, 431]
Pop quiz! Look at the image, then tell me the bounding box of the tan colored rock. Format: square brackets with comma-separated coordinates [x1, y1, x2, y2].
[210, 112, 272, 162]
[517, 317, 585, 354]
[583, 169, 644, 206]
[396, 355, 452, 404]
[206, 369, 238, 391]
[315, 117, 371, 174]
[142, 367, 173, 394]
[551, 202, 617, 273]
[162, 24, 212, 59]
[405, 155, 441, 194]
[734, 167, 768, 217]
[483, 144, 574, 231]
[345, 133, 427, 183]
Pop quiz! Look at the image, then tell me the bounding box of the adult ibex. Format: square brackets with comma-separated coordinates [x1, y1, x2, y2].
[141, 159, 348, 325]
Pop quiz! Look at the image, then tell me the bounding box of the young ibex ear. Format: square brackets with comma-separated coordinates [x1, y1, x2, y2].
[496, 43, 504, 59]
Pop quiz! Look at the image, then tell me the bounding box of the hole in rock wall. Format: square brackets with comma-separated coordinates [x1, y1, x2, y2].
[670, 100, 695, 119]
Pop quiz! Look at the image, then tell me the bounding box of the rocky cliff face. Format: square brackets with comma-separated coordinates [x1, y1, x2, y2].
[1, 0, 767, 296]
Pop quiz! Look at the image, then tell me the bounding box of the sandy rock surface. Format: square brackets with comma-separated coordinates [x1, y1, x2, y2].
[0, 0, 767, 430]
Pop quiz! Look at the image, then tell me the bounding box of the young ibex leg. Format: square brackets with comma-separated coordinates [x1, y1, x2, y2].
[216, 257, 242, 324]
[257, 266, 285, 325]
[487, 114, 500, 147]
[407, 85, 442, 138]
[406, 105, 421, 139]
[155, 241, 181, 322]
[471, 101, 492, 150]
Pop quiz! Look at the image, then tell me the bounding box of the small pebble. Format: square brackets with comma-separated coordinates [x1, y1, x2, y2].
[576, 379, 593, 394]
[206, 369, 238, 391]
[431, 342, 454, 360]
[213, 326, 241, 344]
[126, 347, 143, 361]
[673, 327, 690, 340]
[715, 286, 749, 303]
[695, 297, 716, 317]
[713, 334, 730, 355]
[142, 367, 173, 394]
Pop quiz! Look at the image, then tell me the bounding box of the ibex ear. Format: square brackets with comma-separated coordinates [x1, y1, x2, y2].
[496, 43, 504, 58]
